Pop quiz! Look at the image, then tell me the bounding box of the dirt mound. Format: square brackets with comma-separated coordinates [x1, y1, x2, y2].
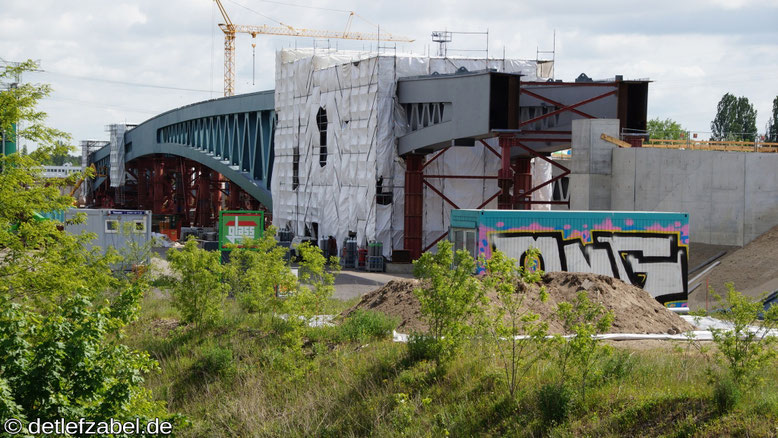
[342, 279, 426, 333]
[342, 273, 693, 335]
[524, 272, 693, 334]
[690, 224, 778, 309]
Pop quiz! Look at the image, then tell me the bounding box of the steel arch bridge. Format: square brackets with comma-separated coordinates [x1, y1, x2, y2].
[89, 90, 275, 229]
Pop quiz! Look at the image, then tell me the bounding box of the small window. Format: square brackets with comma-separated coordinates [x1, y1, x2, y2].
[133, 219, 146, 233]
[376, 177, 393, 205]
[105, 219, 119, 234]
[453, 230, 464, 251]
[292, 146, 300, 190]
[465, 230, 476, 258]
[451, 228, 476, 258]
[316, 107, 327, 167]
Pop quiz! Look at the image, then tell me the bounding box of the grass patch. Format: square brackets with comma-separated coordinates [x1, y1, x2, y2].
[339, 309, 399, 343]
[126, 294, 778, 437]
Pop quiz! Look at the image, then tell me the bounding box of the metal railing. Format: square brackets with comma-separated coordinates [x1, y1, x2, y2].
[642, 138, 778, 153]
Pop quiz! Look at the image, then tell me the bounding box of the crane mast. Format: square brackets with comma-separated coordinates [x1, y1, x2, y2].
[213, 0, 414, 96]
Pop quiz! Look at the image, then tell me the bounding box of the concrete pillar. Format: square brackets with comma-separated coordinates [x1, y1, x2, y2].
[569, 119, 620, 211]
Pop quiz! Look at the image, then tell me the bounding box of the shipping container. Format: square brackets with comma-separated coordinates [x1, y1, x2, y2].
[64, 209, 153, 268]
[450, 210, 689, 308]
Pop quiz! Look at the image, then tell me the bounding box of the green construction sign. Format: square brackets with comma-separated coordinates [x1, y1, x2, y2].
[218, 210, 264, 251]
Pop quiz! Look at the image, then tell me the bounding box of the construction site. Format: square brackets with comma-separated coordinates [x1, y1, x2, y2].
[4, 0, 778, 435]
[64, 1, 778, 315]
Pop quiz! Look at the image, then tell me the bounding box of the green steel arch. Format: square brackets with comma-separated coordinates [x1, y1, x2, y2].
[90, 90, 275, 208]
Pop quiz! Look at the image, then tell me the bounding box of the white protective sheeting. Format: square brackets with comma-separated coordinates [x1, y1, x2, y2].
[272, 49, 551, 257]
[108, 124, 127, 188]
[531, 158, 553, 211]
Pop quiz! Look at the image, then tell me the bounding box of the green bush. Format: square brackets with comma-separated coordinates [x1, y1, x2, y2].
[412, 239, 484, 365]
[190, 345, 235, 381]
[707, 283, 778, 387]
[340, 310, 399, 343]
[225, 226, 297, 314]
[554, 290, 615, 401]
[601, 350, 636, 382]
[482, 248, 550, 399]
[754, 394, 778, 416]
[407, 334, 443, 363]
[167, 238, 229, 327]
[536, 382, 572, 426]
[713, 377, 740, 413]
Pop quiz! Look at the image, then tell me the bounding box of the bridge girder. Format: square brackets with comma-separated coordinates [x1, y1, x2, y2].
[88, 90, 275, 212]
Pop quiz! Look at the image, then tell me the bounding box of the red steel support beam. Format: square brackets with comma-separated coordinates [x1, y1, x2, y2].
[210, 171, 222, 223]
[136, 161, 147, 210]
[514, 140, 571, 205]
[423, 180, 460, 209]
[519, 90, 617, 128]
[423, 232, 449, 253]
[512, 158, 532, 210]
[421, 147, 449, 171]
[520, 89, 598, 120]
[152, 159, 164, 215]
[228, 181, 241, 210]
[196, 165, 212, 226]
[477, 191, 502, 209]
[478, 139, 502, 159]
[423, 174, 499, 179]
[497, 136, 516, 209]
[403, 154, 425, 261]
[179, 159, 193, 226]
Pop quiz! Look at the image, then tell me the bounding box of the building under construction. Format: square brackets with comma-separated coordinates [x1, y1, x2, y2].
[85, 48, 652, 257]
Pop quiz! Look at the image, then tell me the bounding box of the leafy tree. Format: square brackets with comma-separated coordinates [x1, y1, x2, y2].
[0, 61, 172, 430]
[647, 117, 686, 140]
[0, 60, 71, 157]
[707, 283, 778, 388]
[293, 242, 339, 316]
[38, 142, 80, 166]
[226, 226, 298, 314]
[268, 241, 338, 380]
[412, 240, 485, 364]
[554, 290, 614, 401]
[711, 93, 757, 141]
[167, 238, 229, 327]
[482, 248, 550, 399]
[766, 96, 778, 143]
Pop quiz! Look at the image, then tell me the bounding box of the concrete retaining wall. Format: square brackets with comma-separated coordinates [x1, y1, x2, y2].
[611, 148, 778, 246]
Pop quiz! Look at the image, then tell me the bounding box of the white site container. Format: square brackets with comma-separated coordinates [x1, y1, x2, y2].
[64, 209, 153, 266]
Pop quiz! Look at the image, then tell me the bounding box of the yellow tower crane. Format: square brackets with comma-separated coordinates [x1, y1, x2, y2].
[213, 0, 414, 96]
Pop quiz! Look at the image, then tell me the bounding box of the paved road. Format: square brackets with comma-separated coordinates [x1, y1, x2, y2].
[332, 269, 414, 301]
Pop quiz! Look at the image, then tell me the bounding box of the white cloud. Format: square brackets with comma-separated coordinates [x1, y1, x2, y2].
[1, 0, 776, 148]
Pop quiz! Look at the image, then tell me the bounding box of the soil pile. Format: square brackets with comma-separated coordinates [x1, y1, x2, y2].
[342, 279, 426, 333]
[690, 224, 778, 309]
[522, 272, 693, 334]
[342, 272, 693, 335]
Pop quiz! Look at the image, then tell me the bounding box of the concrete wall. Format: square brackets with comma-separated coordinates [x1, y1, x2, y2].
[569, 119, 620, 210]
[611, 148, 778, 246]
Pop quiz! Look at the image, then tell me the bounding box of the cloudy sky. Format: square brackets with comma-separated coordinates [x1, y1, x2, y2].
[1, 0, 776, 150]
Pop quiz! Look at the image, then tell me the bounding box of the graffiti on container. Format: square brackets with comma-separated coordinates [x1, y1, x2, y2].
[478, 217, 689, 304]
